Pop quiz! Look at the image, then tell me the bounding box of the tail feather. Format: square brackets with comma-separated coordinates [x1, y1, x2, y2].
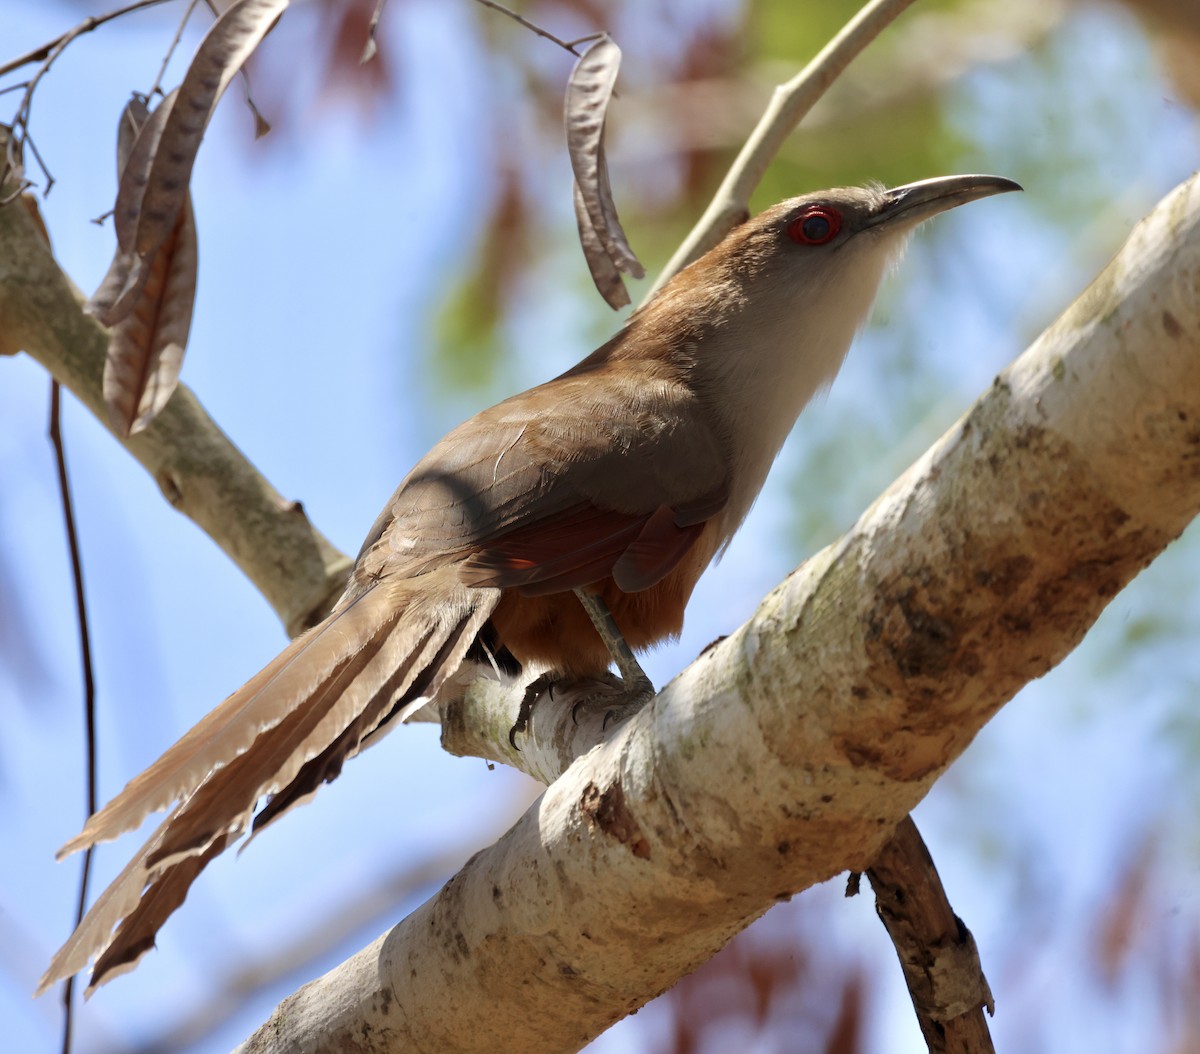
[248, 596, 487, 839]
[92, 833, 233, 991]
[37, 807, 185, 994]
[39, 569, 500, 994]
[57, 584, 407, 859]
[145, 610, 423, 869]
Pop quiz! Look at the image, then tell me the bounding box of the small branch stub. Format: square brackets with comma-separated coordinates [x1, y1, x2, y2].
[864, 817, 996, 1053]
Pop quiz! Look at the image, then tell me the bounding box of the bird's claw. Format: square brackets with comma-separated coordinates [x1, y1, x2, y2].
[571, 678, 654, 732]
[511, 672, 654, 747]
[509, 673, 555, 749]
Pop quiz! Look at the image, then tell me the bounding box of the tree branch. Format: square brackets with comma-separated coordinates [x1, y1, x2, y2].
[471, 0, 599, 58]
[644, 0, 921, 299]
[0, 0, 180, 80]
[863, 817, 995, 1052]
[232, 170, 1200, 1053]
[0, 143, 352, 636]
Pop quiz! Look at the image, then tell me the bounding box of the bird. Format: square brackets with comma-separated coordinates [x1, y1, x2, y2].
[40, 174, 1020, 993]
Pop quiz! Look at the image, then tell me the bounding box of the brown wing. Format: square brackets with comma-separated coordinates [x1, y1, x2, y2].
[360, 358, 730, 592]
[459, 502, 707, 595]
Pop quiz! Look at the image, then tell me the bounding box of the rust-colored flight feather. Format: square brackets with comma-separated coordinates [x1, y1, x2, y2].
[461, 502, 710, 597]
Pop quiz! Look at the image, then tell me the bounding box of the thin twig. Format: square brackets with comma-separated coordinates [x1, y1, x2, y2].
[48, 382, 99, 1054]
[0, 0, 179, 80]
[22, 122, 55, 194]
[237, 65, 270, 138]
[1, 0, 190, 195]
[149, 0, 203, 98]
[470, 0, 599, 58]
[5, 21, 91, 193]
[0, 142, 31, 206]
[643, 0, 921, 301]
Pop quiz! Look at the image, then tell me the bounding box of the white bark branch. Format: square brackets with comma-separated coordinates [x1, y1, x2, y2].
[231, 171, 1200, 1054]
[434, 671, 628, 782]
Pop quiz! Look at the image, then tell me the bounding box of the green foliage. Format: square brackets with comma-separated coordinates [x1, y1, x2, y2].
[431, 255, 508, 396]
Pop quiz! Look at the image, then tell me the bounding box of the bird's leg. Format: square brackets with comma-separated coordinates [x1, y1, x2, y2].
[573, 589, 655, 727]
[508, 592, 656, 748]
[573, 588, 654, 698]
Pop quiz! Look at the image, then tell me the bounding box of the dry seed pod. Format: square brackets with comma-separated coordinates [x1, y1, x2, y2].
[572, 179, 629, 309]
[102, 198, 197, 436]
[134, 0, 288, 260]
[97, 96, 199, 436]
[564, 34, 644, 307]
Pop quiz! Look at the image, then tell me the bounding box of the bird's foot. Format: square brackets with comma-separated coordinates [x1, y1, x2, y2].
[509, 672, 556, 749]
[570, 675, 655, 731]
[508, 670, 655, 748]
[509, 590, 661, 747]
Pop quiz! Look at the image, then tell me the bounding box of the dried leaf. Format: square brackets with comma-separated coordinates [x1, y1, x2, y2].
[86, 96, 155, 325]
[360, 0, 387, 64]
[112, 91, 177, 254]
[564, 33, 643, 304]
[593, 134, 641, 277]
[572, 180, 628, 309]
[98, 96, 198, 436]
[116, 104, 146, 172]
[102, 198, 197, 436]
[252, 108, 272, 138]
[133, 0, 288, 260]
[1094, 835, 1156, 985]
[92, 1, 283, 326]
[88, 251, 150, 329]
[87, 92, 177, 326]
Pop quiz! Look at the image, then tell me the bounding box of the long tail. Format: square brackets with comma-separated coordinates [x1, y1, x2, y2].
[38, 567, 499, 995]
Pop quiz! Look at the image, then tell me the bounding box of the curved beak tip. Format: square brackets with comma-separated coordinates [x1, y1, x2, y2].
[873, 174, 1023, 229]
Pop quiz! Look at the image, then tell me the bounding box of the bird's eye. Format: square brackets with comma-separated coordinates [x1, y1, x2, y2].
[787, 206, 842, 245]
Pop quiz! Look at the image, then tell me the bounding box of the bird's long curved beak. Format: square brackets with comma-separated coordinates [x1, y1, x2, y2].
[866, 174, 1023, 230]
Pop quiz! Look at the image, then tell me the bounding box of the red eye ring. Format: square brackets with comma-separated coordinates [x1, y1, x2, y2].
[787, 205, 842, 245]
